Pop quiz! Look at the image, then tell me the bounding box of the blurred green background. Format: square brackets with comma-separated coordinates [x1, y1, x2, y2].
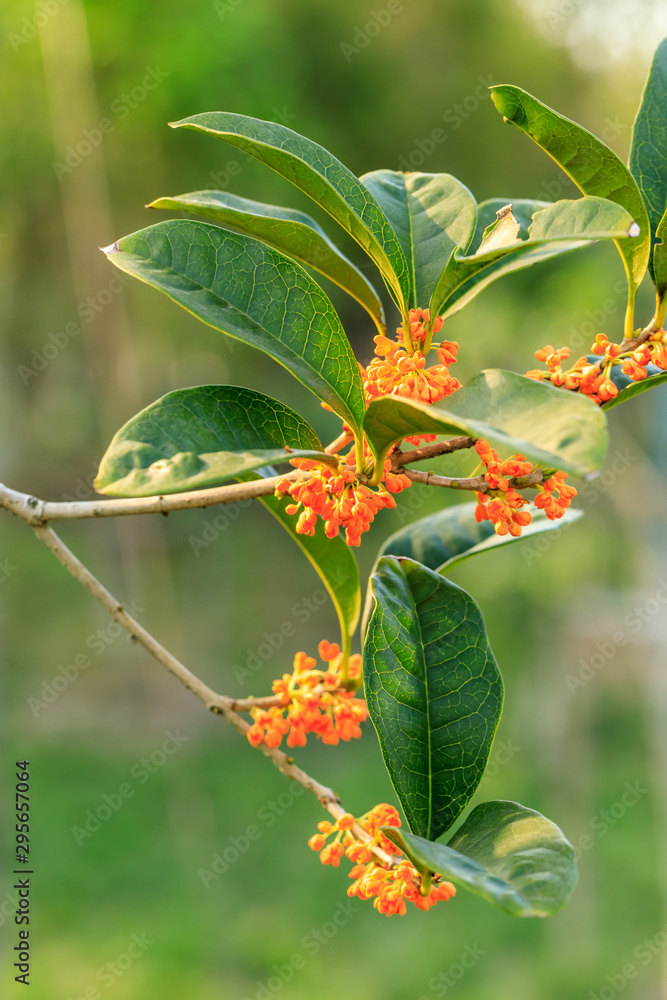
[2, 1, 667, 997]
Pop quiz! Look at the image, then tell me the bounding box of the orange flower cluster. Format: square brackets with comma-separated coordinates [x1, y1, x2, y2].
[473, 439, 576, 537]
[246, 641, 367, 749]
[363, 308, 460, 445]
[308, 803, 456, 916]
[526, 328, 667, 404]
[275, 451, 411, 547]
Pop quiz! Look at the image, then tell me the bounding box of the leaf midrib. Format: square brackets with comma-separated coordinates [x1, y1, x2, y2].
[113, 243, 361, 429]
[186, 122, 406, 296]
[401, 568, 434, 839]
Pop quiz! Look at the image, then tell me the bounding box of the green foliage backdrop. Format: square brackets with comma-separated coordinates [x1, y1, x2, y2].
[1, 2, 666, 998]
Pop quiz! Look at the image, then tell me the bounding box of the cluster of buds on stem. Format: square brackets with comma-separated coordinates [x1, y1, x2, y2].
[473, 439, 576, 536]
[246, 641, 367, 749]
[526, 328, 667, 404]
[308, 803, 456, 916]
[276, 447, 411, 547]
[363, 308, 460, 444]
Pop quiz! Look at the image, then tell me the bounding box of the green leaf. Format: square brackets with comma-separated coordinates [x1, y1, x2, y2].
[148, 189, 385, 333]
[384, 800, 578, 918]
[102, 220, 366, 436]
[602, 369, 667, 410]
[431, 196, 638, 319]
[378, 501, 583, 573]
[247, 473, 361, 651]
[629, 37, 667, 288]
[359, 170, 476, 309]
[364, 556, 503, 840]
[363, 369, 608, 476]
[95, 385, 334, 497]
[490, 85, 650, 309]
[361, 502, 583, 635]
[653, 206, 667, 302]
[471, 199, 552, 247]
[169, 112, 411, 312]
[439, 198, 551, 317]
[475, 204, 521, 254]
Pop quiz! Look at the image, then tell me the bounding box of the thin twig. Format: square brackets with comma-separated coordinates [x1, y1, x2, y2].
[404, 468, 545, 491]
[0, 474, 311, 525]
[393, 436, 476, 467]
[27, 522, 394, 866]
[0, 430, 355, 525]
[325, 431, 354, 455]
[575, 315, 663, 380]
[228, 684, 352, 713]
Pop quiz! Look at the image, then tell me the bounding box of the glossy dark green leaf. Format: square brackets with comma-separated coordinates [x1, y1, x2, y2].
[148, 189, 385, 332]
[471, 199, 552, 246]
[169, 112, 410, 311]
[653, 206, 667, 301]
[364, 557, 503, 840]
[361, 503, 583, 635]
[441, 198, 553, 317]
[378, 501, 583, 573]
[602, 369, 667, 410]
[364, 369, 608, 476]
[359, 170, 476, 309]
[247, 473, 361, 651]
[490, 85, 650, 304]
[475, 204, 521, 253]
[431, 196, 638, 319]
[384, 800, 578, 917]
[95, 385, 333, 496]
[629, 38, 667, 288]
[102, 220, 366, 436]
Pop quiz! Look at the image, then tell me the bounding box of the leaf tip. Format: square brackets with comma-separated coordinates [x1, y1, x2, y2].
[100, 241, 120, 256]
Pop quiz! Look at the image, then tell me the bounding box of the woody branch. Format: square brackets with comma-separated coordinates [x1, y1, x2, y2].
[13, 519, 394, 867]
[0, 436, 552, 527]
